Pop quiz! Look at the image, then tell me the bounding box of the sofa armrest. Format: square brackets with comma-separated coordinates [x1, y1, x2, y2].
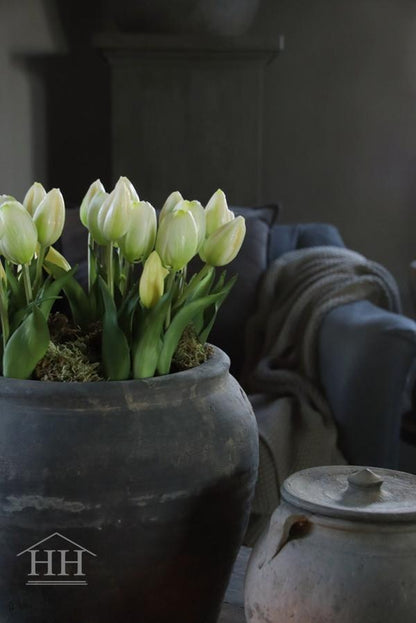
[319, 300, 416, 468]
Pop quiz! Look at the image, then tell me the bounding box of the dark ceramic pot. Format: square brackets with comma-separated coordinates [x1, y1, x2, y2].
[0, 346, 258, 623]
[108, 0, 261, 36]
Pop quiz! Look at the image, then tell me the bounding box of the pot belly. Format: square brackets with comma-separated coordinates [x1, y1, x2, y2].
[1, 471, 252, 623]
[245, 517, 416, 623]
[0, 351, 258, 623]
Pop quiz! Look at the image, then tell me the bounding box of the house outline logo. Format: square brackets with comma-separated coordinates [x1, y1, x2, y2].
[17, 532, 96, 586]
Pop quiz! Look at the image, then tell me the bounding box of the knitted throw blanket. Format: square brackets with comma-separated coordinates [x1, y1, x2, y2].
[242, 246, 401, 545]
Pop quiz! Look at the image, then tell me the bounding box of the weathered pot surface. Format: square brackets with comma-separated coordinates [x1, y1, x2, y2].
[245, 465, 416, 623]
[0, 346, 258, 623]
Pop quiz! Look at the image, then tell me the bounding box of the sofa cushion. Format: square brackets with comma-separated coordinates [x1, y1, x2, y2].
[269, 223, 345, 261]
[60, 208, 88, 267]
[208, 205, 279, 377]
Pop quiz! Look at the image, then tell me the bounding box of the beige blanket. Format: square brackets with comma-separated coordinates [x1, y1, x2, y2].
[242, 246, 401, 545]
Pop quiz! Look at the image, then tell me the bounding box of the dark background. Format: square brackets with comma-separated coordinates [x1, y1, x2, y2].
[1, 0, 416, 311]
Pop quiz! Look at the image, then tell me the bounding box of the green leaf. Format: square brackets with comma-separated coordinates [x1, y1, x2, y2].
[99, 277, 131, 380]
[86, 241, 100, 320]
[212, 269, 227, 294]
[133, 291, 172, 379]
[28, 257, 37, 282]
[5, 263, 19, 297]
[113, 250, 121, 296]
[198, 274, 237, 344]
[9, 303, 31, 335]
[173, 264, 214, 309]
[5, 263, 26, 314]
[117, 282, 140, 341]
[0, 283, 9, 351]
[89, 275, 102, 323]
[173, 266, 216, 334]
[3, 306, 50, 379]
[188, 268, 217, 333]
[157, 290, 225, 376]
[45, 261, 93, 328]
[188, 266, 215, 301]
[38, 266, 79, 320]
[88, 236, 98, 288]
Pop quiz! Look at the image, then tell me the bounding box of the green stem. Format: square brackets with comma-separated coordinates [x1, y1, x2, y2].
[22, 264, 33, 304]
[0, 285, 9, 349]
[106, 242, 114, 299]
[88, 233, 94, 294]
[33, 246, 47, 294]
[118, 250, 129, 297]
[178, 265, 187, 302]
[120, 259, 131, 300]
[164, 270, 176, 329]
[174, 262, 210, 309]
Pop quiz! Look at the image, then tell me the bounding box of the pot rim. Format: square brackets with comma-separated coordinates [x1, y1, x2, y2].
[0, 344, 230, 400]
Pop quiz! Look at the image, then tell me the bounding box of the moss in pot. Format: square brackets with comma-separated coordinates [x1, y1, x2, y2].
[0, 179, 258, 623]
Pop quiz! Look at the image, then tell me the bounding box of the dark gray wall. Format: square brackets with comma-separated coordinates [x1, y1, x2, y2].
[2, 0, 416, 311]
[0, 0, 110, 205]
[254, 0, 416, 311]
[0, 0, 63, 198]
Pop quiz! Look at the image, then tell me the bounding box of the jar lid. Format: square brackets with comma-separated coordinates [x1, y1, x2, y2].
[281, 466, 416, 522]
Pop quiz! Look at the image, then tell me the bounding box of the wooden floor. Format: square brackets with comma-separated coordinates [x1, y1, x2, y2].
[218, 547, 251, 623]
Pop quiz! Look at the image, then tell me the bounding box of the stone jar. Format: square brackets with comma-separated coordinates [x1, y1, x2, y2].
[0, 346, 258, 623]
[245, 465, 416, 623]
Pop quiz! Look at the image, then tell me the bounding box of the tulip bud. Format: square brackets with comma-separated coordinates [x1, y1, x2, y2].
[168, 199, 205, 250]
[155, 203, 199, 271]
[187, 200, 206, 250]
[118, 200, 157, 263]
[23, 182, 47, 216]
[0, 195, 16, 207]
[139, 250, 169, 309]
[79, 179, 105, 227]
[0, 201, 38, 265]
[160, 190, 183, 222]
[44, 245, 71, 273]
[86, 191, 108, 245]
[33, 188, 65, 247]
[97, 178, 132, 242]
[120, 176, 140, 203]
[200, 216, 246, 267]
[205, 189, 234, 236]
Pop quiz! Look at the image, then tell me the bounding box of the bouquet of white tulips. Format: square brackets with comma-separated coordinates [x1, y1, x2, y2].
[0, 177, 246, 380]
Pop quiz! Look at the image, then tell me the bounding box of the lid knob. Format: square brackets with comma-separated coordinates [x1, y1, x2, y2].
[347, 468, 384, 489]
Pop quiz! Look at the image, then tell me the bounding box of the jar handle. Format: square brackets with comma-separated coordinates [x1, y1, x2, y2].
[258, 506, 312, 569]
